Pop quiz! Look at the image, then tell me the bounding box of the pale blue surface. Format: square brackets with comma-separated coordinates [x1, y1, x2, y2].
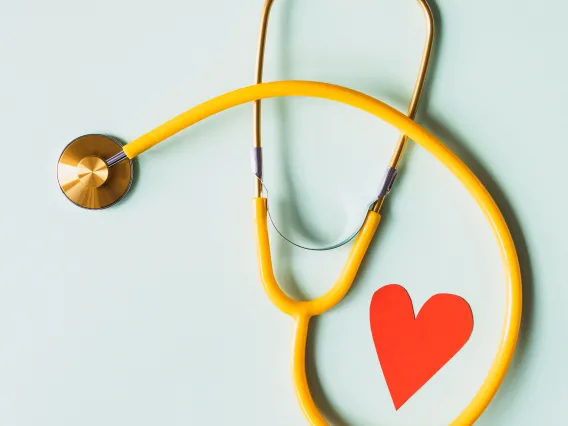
[0, 0, 565, 424]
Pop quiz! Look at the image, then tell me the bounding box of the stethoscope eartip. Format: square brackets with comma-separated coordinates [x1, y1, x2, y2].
[57, 134, 133, 210]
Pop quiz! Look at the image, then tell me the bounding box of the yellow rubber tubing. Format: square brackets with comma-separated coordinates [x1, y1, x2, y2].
[122, 80, 522, 425]
[252, 198, 381, 318]
[253, 197, 381, 425]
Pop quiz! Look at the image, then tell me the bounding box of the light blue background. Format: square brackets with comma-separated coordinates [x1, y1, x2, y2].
[0, 0, 564, 424]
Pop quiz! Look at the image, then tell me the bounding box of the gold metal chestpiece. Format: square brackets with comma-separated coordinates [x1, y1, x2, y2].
[57, 134, 133, 209]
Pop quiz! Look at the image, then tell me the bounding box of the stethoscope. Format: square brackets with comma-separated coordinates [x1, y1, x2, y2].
[56, 1, 522, 424]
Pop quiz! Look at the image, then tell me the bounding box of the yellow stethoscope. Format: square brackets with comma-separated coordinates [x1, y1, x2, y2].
[56, 1, 522, 424]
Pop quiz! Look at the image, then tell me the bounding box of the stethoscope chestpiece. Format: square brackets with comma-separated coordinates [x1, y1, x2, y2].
[56, 134, 133, 210]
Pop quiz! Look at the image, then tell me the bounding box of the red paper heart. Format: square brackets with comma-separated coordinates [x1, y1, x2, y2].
[370, 284, 473, 410]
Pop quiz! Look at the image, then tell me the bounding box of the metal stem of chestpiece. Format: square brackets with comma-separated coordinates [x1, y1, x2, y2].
[253, 0, 434, 214]
[106, 150, 128, 168]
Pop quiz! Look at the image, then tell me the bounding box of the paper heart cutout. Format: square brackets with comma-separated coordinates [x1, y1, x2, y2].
[370, 284, 473, 410]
